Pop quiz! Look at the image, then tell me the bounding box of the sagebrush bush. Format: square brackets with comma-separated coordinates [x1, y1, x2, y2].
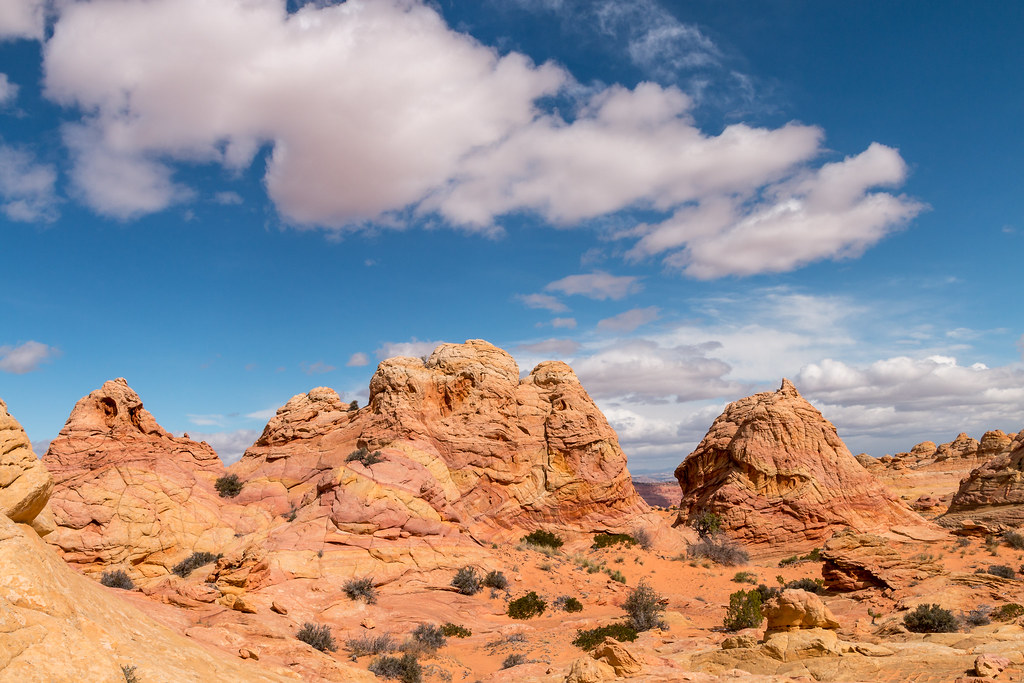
[607, 569, 626, 583]
[451, 566, 482, 595]
[346, 633, 395, 657]
[903, 603, 958, 633]
[349, 400, 359, 411]
[507, 592, 546, 619]
[554, 595, 583, 612]
[440, 623, 471, 638]
[297, 622, 337, 652]
[987, 564, 1017, 579]
[961, 605, 992, 626]
[501, 653, 527, 669]
[571, 623, 638, 650]
[732, 571, 757, 584]
[631, 526, 653, 550]
[723, 589, 762, 631]
[121, 664, 140, 683]
[214, 473, 243, 498]
[993, 603, 1024, 621]
[785, 577, 826, 593]
[482, 570, 509, 590]
[521, 530, 563, 549]
[592, 533, 636, 549]
[688, 537, 749, 566]
[778, 548, 821, 567]
[691, 509, 721, 538]
[1003, 530, 1024, 549]
[346, 447, 384, 466]
[171, 551, 221, 578]
[344, 577, 377, 604]
[368, 653, 422, 683]
[101, 569, 135, 590]
[623, 578, 665, 631]
[409, 624, 446, 651]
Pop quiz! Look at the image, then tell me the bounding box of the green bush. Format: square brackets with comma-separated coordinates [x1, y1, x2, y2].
[732, 571, 758, 584]
[501, 653, 527, 669]
[214, 473, 243, 498]
[993, 603, 1024, 621]
[691, 509, 722, 538]
[451, 566, 482, 595]
[779, 548, 822, 567]
[482, 570, 509, 590]
[349, 399, 359, 410]
[755, 583, 781, 603]
[592, 533, 637, 549]
[346, 447, 384, 466]
[507, 592, 546, 619]
[688, 537, 749, 566]
[607, 569, 626, 583]
[344, 577, 377, 604]
[723, 589, 763, 631]
[785, 577, 826, 593]
[571, 623, 638, 650]
[903, 604, 958, 633]
[554, 595, 583, 612]
[622, 578, 665, 631]
[369, 653, 422, 683]
[101, 570, 135, 590]
[440, 623, 471, 638]
[521, 530, 563, 549]
[171, 551, 221, 578]
[297, 622, 337, 652]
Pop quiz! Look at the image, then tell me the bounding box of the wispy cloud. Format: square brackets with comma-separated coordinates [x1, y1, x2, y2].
[0, 341, 58, 374]
[546, 271, 642, 300]
[597, 306, 660, 333]
[0, 144, 59, 222]
[186, 413, 226, 427]
[213, 190, 243, 205]
[551, 317, 577, 329]
[516, 338, 580, 356]
[517, 293, 568, 313]
[375, 339, 445, 360]
[301, 361, 336, 375]
[178, 429, 260, 464]
[0, 74, 18, 106]
[346, 352, 370, 367]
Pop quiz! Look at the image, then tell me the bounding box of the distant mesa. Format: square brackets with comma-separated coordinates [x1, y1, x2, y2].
[674, 378, 929, 549]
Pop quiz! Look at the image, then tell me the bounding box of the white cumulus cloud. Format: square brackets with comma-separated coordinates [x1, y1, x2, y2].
[597, 306, 660, 333]
[0, 144, 59, 222]
[546, 270, 642, 300]
[0, 74, 18, 106]
[346, 352, 370, 367]
[0, 341, 59, 374]
[0, 0, 46, 41]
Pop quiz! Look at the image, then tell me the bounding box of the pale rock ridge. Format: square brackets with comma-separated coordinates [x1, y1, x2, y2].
[940, 432, 1024, 527]
[0, 398, 52, 533]
[674, 379, 928, 548]
[43, 378, 273, 575]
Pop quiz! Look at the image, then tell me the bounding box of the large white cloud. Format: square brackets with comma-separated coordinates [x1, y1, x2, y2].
[0, 0, 46, 40]
[40, 0, 921, 279]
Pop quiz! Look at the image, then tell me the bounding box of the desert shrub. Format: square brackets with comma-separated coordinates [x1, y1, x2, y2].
[688, 537, 749, 566]
[171, 551, 221, 578]
[451, 566, 482, 595]
[785, 577, 826, 594]
[554, 595, 583, 612]
[732, 571, 758, 584]
[955, 536, 971, 548]
[903, 604, 958, 633]
[344, 577, 377, 604]
[993, 603, 1024, 621]
[960, 605, 992, 626]
[987, 564, 1017, 579]
[778, 548, 821, 567]
[1003, 530, 1024, 549]
[507, 592, 546, 619]
[623, 579, 665, 631]
[297, 622, 337, 652]
[607, 569, 626, 583]
[592, 533, 637, 549]
[346, 447, 384, 466]
[346, 633, 396, 657]
[410, 624, 446, 651]
[571, 623, 638, 650]
[521, 529, 563, 549]
[101, 570, 135, 590]
[755, 583, 781, 603]
[723, 589, 763, 631]
[631, 527, 653, 550]
[214, 473, 243, 498]
[691, 509, 722, 538]
[121, 665, 140, 683]
[501, 653, 527, 669]
[369, 653, 422, 683]
[349, 399, 359, 410]
[482, 570, 509, 590]
[440, 623, 471, 638]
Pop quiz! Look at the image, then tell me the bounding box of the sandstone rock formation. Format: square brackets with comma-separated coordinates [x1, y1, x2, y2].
[43, 378, 273, 575]
[762, 589, 839, 631]
[0, 399, 53, 536]
[940, 432, 1024, 528]
[234, 340, 657, 547]
[819, 531, 945, 592]
[674, 379, 928, 548]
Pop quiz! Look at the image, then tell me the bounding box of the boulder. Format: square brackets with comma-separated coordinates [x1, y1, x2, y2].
[674, 379, 929, 548]
[592, 636, 643, 675]
[762, 589, 839, 631]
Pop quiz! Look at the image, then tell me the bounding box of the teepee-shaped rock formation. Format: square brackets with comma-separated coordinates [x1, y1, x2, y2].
[674, 379, 928, 548]
[235, 340, 655, 544]
[940, 432, 1024, 528]
[43, 379, 273, 575]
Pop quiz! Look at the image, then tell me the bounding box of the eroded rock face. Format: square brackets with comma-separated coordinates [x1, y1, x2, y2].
[820, 531, 945, 592]
[940, 433, 1024, 528]
[0, 399, 52, 531]
[43, 379, 273, 575]
[236, 340, 655, 544]
[762, 589, 840, 631]
[674, 379, 927, 548]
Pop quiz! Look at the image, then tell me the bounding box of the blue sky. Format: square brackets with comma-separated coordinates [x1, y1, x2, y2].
[2, 0, 1023, 473]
